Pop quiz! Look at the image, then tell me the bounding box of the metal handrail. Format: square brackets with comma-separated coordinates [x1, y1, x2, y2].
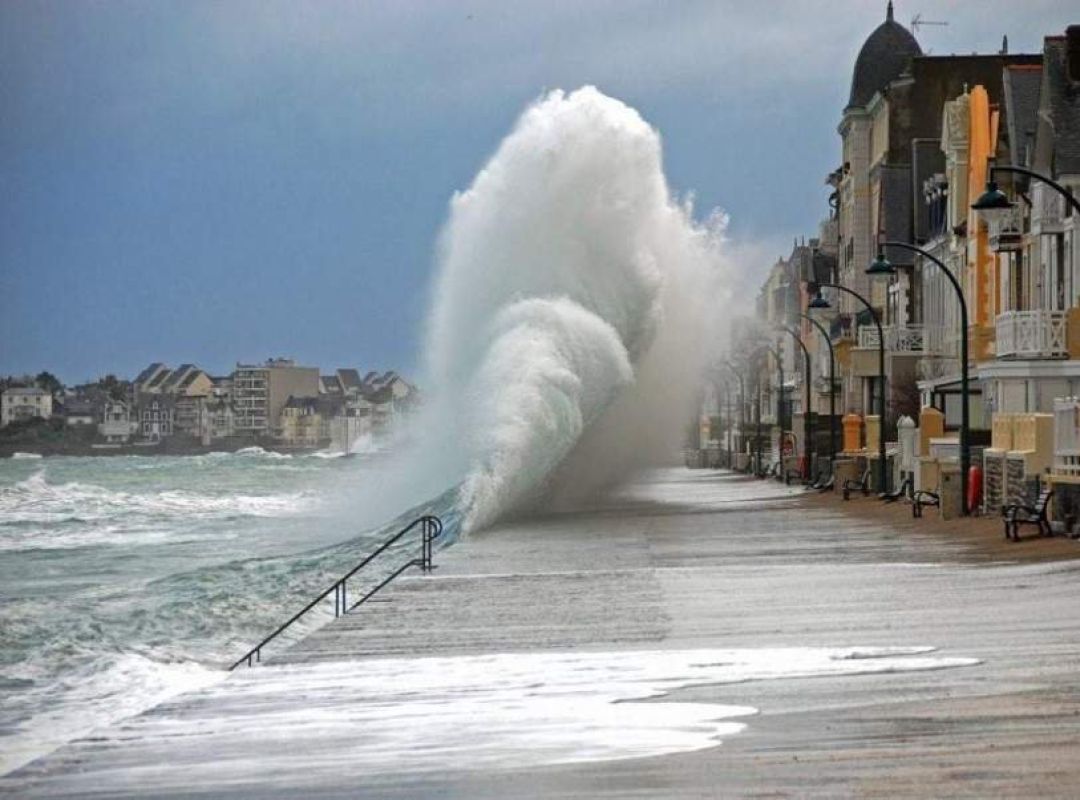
[229, 514, 443, 670]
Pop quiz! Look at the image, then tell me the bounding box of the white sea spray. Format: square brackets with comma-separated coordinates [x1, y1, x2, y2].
[415, 86, 731, 532]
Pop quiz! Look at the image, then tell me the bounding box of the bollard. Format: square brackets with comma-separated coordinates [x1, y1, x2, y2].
[842, 414, 863, 454]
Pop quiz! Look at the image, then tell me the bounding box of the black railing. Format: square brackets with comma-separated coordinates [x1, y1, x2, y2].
[229, 515, 443, 670]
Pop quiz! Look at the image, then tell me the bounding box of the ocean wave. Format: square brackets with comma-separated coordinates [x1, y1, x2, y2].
[233, 446, 293, 459]
[418, 87, 726, 533]
[11, 452, 43, 460]
[0, 470, 313, 551]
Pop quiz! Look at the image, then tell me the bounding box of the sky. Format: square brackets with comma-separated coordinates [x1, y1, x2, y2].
[1, 1, 1076, 384]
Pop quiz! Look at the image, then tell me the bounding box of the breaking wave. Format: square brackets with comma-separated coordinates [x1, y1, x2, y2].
[417, 86, 729, 532]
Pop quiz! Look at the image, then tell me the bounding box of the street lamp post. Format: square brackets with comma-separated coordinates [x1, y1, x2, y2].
[809, 282, 888, 492]
[762, 343, 785, 476]
[798, 312, 837, 462]
[755, 360, 764, 475]
[869, 242, 970, 515]
[974, 166, 1080, 221]
[722, 359, 746, 470]
[777, 325, 813, 480]
[722, 382, 731, 467]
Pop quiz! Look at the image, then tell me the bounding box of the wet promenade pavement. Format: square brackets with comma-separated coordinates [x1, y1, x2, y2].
[6, 469, 1080, 798]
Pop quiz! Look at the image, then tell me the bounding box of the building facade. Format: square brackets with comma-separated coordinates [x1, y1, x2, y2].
[233, 359, 320, 439]
[1, 387, 53, 426]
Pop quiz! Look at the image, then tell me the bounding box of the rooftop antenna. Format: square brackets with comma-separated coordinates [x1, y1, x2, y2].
[911, 13, 948, 34]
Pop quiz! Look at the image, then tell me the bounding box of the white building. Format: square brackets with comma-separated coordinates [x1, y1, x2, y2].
[1, 387, 53, 427]
[99, 400, 136, 443]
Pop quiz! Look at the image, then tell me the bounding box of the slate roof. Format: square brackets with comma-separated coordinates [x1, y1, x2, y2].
[337, 369, 363, 392]
[134, 363, 166, 385]
[1040, 32, 1080, 176]
[177, 370, 204, 391]
[1003, 65, 1043, 167]
[146, 369, 172, 390]
[3, 386, 49, 396]
[320, 376, 343, 394]
[162, 364, 197, 392]
[847, 2, 922, 109]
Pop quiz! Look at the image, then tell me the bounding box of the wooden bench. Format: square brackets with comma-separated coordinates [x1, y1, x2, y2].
[1003, 487, 1054, 541]
[842, 466, 870, 500]
[912, 490, 939, 518]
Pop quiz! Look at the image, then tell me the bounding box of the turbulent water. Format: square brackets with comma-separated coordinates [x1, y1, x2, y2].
[0, 451, 459, 774]
[3, 87, 734, 774]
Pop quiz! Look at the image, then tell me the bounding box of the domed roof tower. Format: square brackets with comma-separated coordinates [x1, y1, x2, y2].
[847, 2, 921, 109]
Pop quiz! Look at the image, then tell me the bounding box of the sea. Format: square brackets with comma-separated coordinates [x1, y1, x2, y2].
[0, 448, 457, 775]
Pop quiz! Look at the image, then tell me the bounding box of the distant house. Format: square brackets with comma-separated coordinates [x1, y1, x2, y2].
[356, 371, 418, 435]
[99, 400, 136, 443]
[278, 395, 333, 447]
[139, 397, 175, 441]
[1, 387, 53, 427]
[131, 363, 214, 440]
[363, 370, 416, 401]
[205, 397, 235, 442]
[166, 365, 212, 438]
[62, 400, 97, 426]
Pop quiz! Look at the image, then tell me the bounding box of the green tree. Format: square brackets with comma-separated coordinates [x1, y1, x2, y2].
[99, 374, 128, 401]
[35, 371, 63, 396]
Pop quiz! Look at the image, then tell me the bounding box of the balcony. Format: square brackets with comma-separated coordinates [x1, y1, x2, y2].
[995, 310, 1068, 359]
[1031, 184, 1064, 236]
[856, 324, 924, 352]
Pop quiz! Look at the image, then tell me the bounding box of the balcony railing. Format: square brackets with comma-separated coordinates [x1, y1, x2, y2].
[996, 310, 1068, 359]
[856, 324, 924, 352]
[1031, 184, 1064, 235]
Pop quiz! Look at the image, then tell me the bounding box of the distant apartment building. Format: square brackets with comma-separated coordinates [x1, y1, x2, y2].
[1, 387, 53, 426]
[233, 359, 320, 438]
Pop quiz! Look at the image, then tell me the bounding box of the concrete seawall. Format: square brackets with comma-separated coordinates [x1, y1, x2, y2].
[6, 469, 1080, 798]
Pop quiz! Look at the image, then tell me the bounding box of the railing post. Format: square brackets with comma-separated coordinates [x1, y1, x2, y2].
[425, 513, 434, 570]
